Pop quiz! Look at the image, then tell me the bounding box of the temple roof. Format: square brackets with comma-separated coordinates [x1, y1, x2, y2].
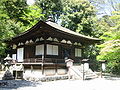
[7, 20, 101, 44]
[46, 21, 100, 41]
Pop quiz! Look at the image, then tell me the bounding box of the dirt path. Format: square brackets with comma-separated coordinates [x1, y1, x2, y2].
[1, 77, 120, 90]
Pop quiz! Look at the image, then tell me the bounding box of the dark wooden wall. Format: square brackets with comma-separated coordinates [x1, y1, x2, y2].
[24, 45, 35, 59]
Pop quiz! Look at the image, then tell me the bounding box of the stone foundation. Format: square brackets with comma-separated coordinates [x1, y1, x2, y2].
[24, 75, 70, 82]
[2, 70, 14, 80]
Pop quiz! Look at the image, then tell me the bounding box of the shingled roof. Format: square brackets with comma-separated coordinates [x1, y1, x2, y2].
[8, 20, 101, 44]
[46, 21, 100, 41]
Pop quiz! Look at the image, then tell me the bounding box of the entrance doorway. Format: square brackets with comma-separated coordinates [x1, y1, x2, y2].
[61, 45, 72, 59]
[24, 46, 35, 59]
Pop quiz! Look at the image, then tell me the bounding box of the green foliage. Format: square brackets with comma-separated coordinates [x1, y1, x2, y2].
[0, 0, 118, 75]
[20, 5, 44, 29]
[0, 20, 25, 57]
[36, 0, 63, 22]
[83, 45, 100, 71]
[60, 0, 103, 70]
[97, 11, 120, 75]
[3, 0, 28, 23]
[0, 0, 9, 20]
[61, 0, 97, 36]
[0, 0, 27, 57]
[0, 0, 44, 58]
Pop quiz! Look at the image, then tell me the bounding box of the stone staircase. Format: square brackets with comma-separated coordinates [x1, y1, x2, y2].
[70, 66, 83, 80]
[71, 65, 98, 80]
[84, 69, 98, 80]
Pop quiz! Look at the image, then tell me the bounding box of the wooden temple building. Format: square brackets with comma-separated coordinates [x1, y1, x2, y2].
[5, 19, 100, 79]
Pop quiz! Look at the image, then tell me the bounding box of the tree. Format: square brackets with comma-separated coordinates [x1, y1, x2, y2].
[20, 5, 44, 29]
[60, 0, 104, 70]
[0, 0, 9, 20]
[97, 11, 120, 74]
[0, 0, 27, 57]
[3, 0, 29, 25]
[0, 20, 25, 57]
[61, 0, 98, 37]
[0, 0, 45, 58]
[35, 0, 63, 22]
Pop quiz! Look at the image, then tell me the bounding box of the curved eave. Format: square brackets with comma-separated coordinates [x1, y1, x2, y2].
[12, 21, 43, 40]
[6, 20, 101, 44]
[45, 21, 101, 43]
[3, 21, 42, 44]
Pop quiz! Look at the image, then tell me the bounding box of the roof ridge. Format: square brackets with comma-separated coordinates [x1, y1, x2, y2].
[46, 21, 101, 41]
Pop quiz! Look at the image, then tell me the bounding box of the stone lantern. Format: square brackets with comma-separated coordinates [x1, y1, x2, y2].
[82, 59, 89, 70]
[2, 54, 14, 80]
[65, 59, 74, 80]
[65, 59, 74, 68]
[82, 59, 89, 80]
[4, 54, 13, 70]
[99, 60, 107, 78]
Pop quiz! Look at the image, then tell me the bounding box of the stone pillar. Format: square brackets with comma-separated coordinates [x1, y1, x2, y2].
[84, 63, 89, 70]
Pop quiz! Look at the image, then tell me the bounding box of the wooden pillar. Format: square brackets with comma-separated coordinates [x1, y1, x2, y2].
[44, 38, 47, 58]
[22, 64, 24, 73]
[41, 64, 44, 75]
[55, 64, 58, 75]
[42, 37, 46, 75]
[70, 43, 74, 59]
[41, 55, 44, 75]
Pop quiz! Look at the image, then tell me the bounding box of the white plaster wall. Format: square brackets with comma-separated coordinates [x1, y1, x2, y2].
[23, 69, 43, 79]
[57, 68, 67, 75]
[17, 48, 24, 62]
[44, 69, 56, 76]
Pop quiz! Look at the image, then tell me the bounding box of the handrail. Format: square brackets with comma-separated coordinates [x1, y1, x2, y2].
[24, 58, 42, 63]
[70, 67, 83, 78]
[23, 58, 65, 63]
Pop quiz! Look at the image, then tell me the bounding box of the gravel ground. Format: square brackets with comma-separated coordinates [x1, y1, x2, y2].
[0, 77, 120, 90]
[0, 80, 41, 90]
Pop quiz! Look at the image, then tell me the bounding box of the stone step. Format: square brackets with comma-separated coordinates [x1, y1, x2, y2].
[85, 75, 98, 80]
[72, 65, 98, 80]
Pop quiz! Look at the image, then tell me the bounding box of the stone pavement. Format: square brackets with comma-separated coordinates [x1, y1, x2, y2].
[0, 77, 120, 90]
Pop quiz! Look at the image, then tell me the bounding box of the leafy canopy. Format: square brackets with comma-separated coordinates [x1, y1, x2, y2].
[61, 0, 99, 37]
[97, 11, 120, 74]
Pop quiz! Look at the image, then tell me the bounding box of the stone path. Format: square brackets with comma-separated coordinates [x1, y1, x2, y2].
[0, 77, 120, 90]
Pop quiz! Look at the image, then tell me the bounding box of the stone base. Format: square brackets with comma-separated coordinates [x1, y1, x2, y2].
[2, 70, 14, 80]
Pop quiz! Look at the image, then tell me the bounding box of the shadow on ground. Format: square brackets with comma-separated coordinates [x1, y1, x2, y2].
[103, 73, 120, 81]
[104, 76, 120, 81]
[0, 80, 41, 89]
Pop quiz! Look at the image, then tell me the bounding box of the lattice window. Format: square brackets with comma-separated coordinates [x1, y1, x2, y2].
[35, 45, 44, 55]
[75, 48, 82, 57]
[47, 44, 58, 55]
